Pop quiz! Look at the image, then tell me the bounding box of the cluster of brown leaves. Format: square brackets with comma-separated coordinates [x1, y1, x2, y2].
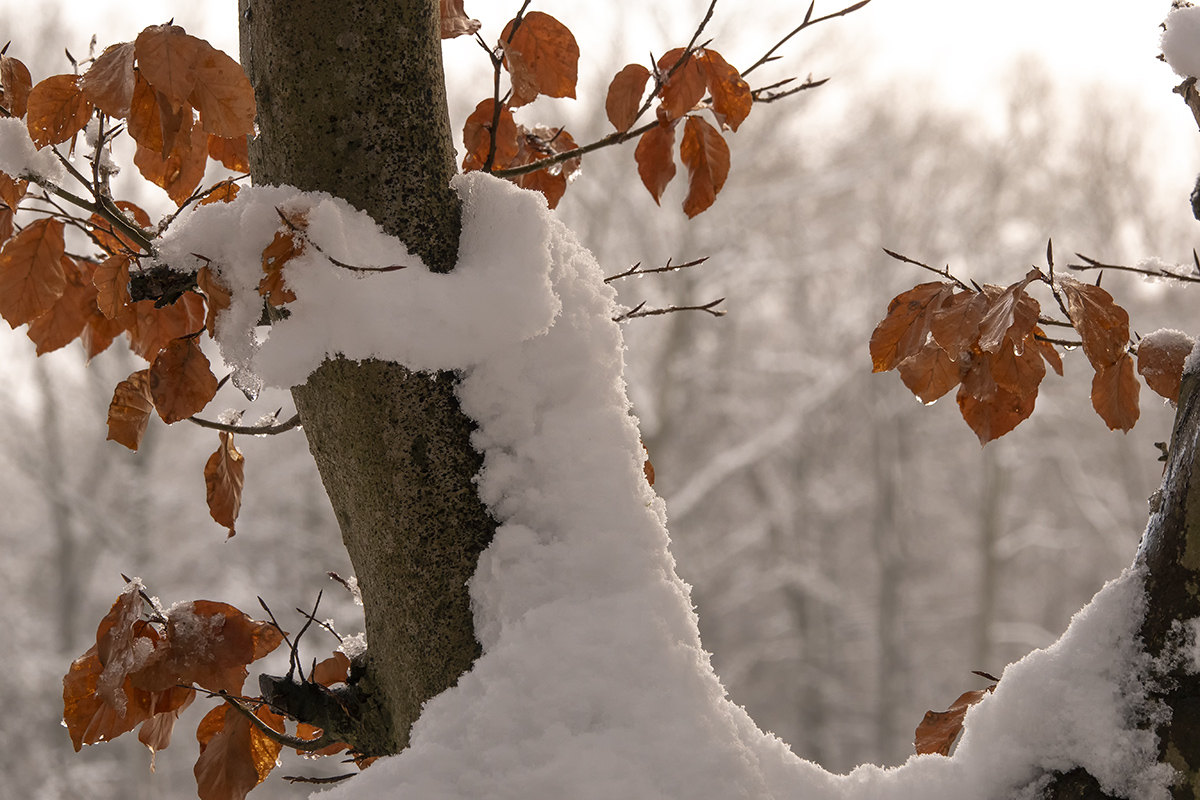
[871, 265, 1191, 444]
[458, 9, 752, 216]
[63, 581, 287, 800]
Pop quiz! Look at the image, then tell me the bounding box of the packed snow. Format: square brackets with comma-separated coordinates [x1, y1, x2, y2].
[1162, 5, 1200, 80]
[154, 174, 1170, 799]
[0, 117, 66, 185]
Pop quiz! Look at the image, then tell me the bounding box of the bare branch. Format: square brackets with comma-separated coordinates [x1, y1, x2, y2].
[614, 297, 726, 322]
[882, 248, 971, 291]
[187, 412, 302, 436]
[1069, 253, 1200, 284]
[605, 256, 709, 283]
[218, 691, 340, 752]
[281, 774, 356, 785]
[275, 208, 408, 273]
[742, 0, 874, 78]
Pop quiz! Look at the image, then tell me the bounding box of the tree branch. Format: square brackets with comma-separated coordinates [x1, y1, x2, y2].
[187, 412, 302, 436]
[605, 256, 709, 283]
[614, 297, 726, 322]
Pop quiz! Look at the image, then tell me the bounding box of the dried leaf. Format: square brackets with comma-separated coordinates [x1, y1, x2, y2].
[1033, 327, 1064, 377]
[606, 64, 651, 133]
[207, 134, 249, 172]
[311, 652, 351, 687]
[510, 125, 580, 209]
[82, 303, 126, 362]
[461, 98, 518, 171]
[135, 24, 205, 112]
[121, 293, 206, 361]
[198, 180, 241, 206]
[196, 266, 232, 337]
[634, 122, 676, 204]
[134, 118, 208, 206]
[0, 217, 66, 327]
[977, 269, 1040, 354]
[1092, 352, 1140, 432]
[440, 0, 481, 39]
[957, 377, 1037, 445]
[26, 73, 93, 148]
[89, 200, 152, 256]
[194, 703, 284, 800]
[0, 170, 27, 212]
[657, 48, 706, 122]
[205, 432, 245, 537]
[989, 335, 1046, 400]
[1060, 277, 1130, 369]
[93, 254, 132, 319]
[0, 53, 32, 118]
[500, 11, 578, 107]
[82, 42, 137, 118]
[139, 686, 196, 762]
[62, 647, 149, 751]
[930, 290, 986, 360]
[26, 257, 95, 355]
[898, 342, 962, 404]
[915, 686, 995, 756]
[260, 229, 302, 306]
[127, 70, 164, 154]
[697, 49, 751, 132]
[188, 43, 256, 138]
[1137, 330, 1195, 404]
[132, 599, 282, 694]
[679, 115, 730, 217]
[870, 282, 952, 373]
[149, 336, 219, 424]
[106, 369, 155, 451]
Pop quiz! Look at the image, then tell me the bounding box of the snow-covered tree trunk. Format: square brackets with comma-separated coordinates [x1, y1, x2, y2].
[238, 0, 494, 755]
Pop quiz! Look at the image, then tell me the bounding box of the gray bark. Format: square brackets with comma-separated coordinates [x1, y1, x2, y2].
[239, 0, 495, 755]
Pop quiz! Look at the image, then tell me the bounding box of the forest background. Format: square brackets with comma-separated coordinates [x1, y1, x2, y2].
[2, 0, 1198, 797]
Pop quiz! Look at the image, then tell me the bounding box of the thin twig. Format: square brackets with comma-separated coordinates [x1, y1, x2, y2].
[187, 413, 303, 436]
[281, 775, 356, 785]
[604, 256, 709, 283]
[742, 0, 875, 78]
[1034, 334, 1082, 348]
[614, 297, 726, 322]
[218, 691, 340, 752]
[275, 209, 407, 273]
[881, 248, 970, 291]
[1068, 253, 1200, 284]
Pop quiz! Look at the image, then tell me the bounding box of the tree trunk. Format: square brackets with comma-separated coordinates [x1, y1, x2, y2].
[238, 0, 495, 756]
[1043, 368, 1200, 799]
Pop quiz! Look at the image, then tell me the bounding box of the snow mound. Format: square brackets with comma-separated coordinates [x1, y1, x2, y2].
[1162, 6, 1200, 79]
[161, 174, 1169, 799]
[0, 117, 66, 185]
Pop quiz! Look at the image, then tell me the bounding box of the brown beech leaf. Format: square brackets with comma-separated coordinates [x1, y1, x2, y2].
[135, 24, 205, 112]
[898, 342, 962, 405]
[989, 335, 1046, 400]
[83, 42, 137, 118]
[697, 49, 752, 132]
[0, 204, 12, 247]
[89, 200, 152, 256]
[441, 0, 481, 39]
[1060, 277, 1130, 370]
[132, 600, 282, 694]
[915, 685, 995, 756]
[606, 64, 651, 133]
[139, 685, 197, 763]
[26, 257, 95, 355]
[462, 99, 519, 171]
[1033, 327, 1064, 377]
[106, 369, 155, 451]
[205, 432, 245, 537]
[121, 293, 206, 361]
[0, 170, 27, 212]
[207, 134, 249, 172]
[1137, 330, 1195, 404]
[295, 723, 349, 757]
[977, 269, 1040, 354]
[26, 74, 93, 148]
[500, 11, 579, 107]
[188, 43, 256, 138]
[510, 125, 580, 209]
[149, 336, 219, 424]
[83, 304, 126, 362]
[0, 217, 66, 327]
[194, 703, 284, 800]
[657, 48, 706, 123]
[634, 122, 676, 204]
[197, 266, 232, 337]
[62, 647, 150, 751]
[1092, 352, 1140, 432]
[260, 227, 304, 306]
[134, 119, 208, 206]
[957, 379, 1038, 445]
[679, 115, 730, 217]
[198, 180, 241, 206]
[0, 53, 32, 118]
[312, 652, 352, 687]
[93, 254, 132, 319]
[870, 282, 953, 373]
[930, 290, 986, 360]
[127, 71, 164, 154]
